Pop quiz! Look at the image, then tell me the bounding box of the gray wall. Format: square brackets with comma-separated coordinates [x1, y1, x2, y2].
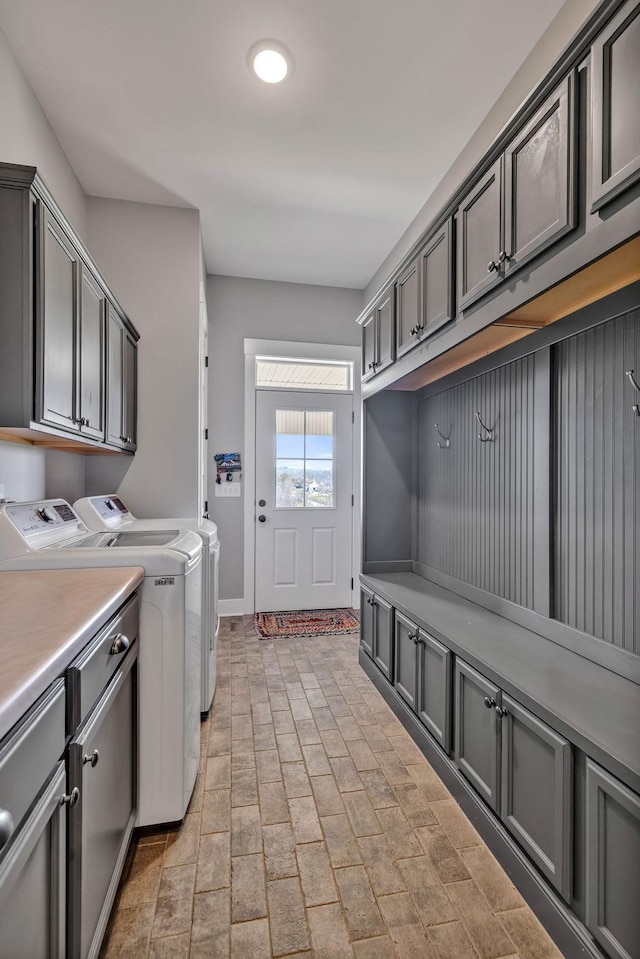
[84, 198, 202, 518]
[0, 25, 88, 503]
[206, 275, 363, 602]
[364, 0, 600, 303]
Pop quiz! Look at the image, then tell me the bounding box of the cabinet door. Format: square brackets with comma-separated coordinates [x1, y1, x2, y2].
[395, 257, 421, 360]
[504, 75, 576, 276]
[454, 659, 500, 811]
[500, 695, 572, 899]
[591, 0, 640, 210]
[361, 311, 376, 382]
[394, 612, 418, 711]
[122, 331, 137, 451]
[37, 206, 79, 431]
[68, 658, 136, 959]
[360, 586, 375, 659]
[457, 158, 503, 311]
[0, 762, 66, 959]
[78, 268, 105, 441]
[417, 632, 451, 754]
[106, 306, 125, 448]
[373, 595, 393, 682]
[375, 289, 395, 374]
[419, 218, 455, 338]
[586, 760, 640, 959]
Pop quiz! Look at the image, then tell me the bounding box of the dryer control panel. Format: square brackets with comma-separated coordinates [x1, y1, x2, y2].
[91, 496, 130, 520]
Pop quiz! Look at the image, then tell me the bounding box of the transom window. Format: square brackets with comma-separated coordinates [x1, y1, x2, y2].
[256, 356, 353, 391]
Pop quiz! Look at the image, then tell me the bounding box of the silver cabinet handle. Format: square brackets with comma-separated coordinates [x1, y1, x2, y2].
[83, 750, 100, 768]
[484, 696, 496, 709]
[109, 633, 130, 655]
[0, 808, 14, 851]
[60, 787, 80, 808]
[495, 705, 508, 719]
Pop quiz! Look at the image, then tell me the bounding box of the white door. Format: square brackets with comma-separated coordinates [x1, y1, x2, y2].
[255, 389, 353, 612]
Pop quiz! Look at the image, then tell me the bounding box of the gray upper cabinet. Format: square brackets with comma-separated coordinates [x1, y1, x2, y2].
[106, 306, 137, 452]
[37, 205, 78, 432]
[419, 218, 455, 339]
[591, 0, 640, 211]
[396, 219, 455, 360]
[395, 256, 421, 360]
[454, 659, 501, 811]
[361, 288, 395, 381]
[0, 163, 139, 453]
[500, 695, 572, 899]
[457, 159, 503, 311]
[78, 269, 105, 442]
[586, 760, 640, 959]
[504, 75, 576, 276]
[417, 631, 451, 754]
[458, 77, 576, 312]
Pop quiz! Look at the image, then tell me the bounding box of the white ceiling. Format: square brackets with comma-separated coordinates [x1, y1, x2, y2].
[0, 0, 566, 289]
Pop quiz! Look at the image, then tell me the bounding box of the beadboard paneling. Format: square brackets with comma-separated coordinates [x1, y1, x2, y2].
[418, 353, 549, 612]
[555, 310, 640, 653]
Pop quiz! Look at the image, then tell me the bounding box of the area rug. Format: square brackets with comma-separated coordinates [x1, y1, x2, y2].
[254, 608, 360, 640]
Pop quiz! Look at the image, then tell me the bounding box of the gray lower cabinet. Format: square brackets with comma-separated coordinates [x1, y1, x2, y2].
[417, 631, 451, 754]
[454, 659, 572, 898]
[0, 762, 67, 958]
[590, 0, 640, 211]
[586, 760, 640, 959]
[360, 585, 375, 659]
[106, 305, 137, 452]
[454, 659, 501, 810]
[360, 587, 393, 681]
[394, 613, 451, 753]
[68, 651, 137, 959]
[394, 611, 419, 710]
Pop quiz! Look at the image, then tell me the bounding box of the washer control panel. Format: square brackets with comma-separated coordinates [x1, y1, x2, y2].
[91, 496, 130, 520]
[6, 500, 83, 537]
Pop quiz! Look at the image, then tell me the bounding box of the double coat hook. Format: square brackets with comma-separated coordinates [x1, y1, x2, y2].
[475, 411, 494, 443]
[626, 370, 640, 417]
[434, 424, 450, 449]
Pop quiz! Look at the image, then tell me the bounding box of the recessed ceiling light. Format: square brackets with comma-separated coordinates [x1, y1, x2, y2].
[249, 41, 291, 84]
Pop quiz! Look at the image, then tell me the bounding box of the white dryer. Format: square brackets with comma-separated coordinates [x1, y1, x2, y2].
[74, 495, 220, 715]
[0, 499, 202, 827]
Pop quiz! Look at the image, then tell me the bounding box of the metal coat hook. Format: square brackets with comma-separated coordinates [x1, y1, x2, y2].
[475, 411, 494, 442]
[434, 424, 450, 449]
[625, 370, 640, 417]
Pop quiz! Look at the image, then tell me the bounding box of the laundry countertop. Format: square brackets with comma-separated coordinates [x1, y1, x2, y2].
[0, 566, 144, 742]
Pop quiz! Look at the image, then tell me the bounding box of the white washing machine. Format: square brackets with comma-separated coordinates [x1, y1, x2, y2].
[0, 499, 202, 827]
[74, 495, 220, 715]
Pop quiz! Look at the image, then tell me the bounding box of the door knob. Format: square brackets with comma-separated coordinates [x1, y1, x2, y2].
[258, 499, 266, 507]
[258, 515, 266, 523]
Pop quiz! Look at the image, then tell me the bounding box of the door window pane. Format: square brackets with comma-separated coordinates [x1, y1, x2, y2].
[275, 410, 335, 508]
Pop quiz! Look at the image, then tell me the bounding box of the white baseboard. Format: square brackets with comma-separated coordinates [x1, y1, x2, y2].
[219, 598, 252, 617]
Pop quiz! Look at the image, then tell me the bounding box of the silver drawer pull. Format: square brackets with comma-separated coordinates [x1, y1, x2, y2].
[109, 633, 130, 655]
[0, 808, 14, 851]
[60, 787, 80, 808]
[83, 750, 100, 768]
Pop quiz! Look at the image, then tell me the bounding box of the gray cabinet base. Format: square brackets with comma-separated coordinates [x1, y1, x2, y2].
[358, 650, 608, 959]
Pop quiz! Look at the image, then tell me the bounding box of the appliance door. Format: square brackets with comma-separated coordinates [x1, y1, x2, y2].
[202, 539, 220, 714]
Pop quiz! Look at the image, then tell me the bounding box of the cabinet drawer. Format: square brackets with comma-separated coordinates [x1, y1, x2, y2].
[67, 595, 139, 728]
[0, 680, 66, 848]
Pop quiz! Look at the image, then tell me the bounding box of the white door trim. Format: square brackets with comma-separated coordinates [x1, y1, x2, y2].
[239, 338, 362, 616]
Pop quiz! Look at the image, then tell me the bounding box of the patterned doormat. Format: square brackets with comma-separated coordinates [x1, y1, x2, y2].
[254, 608, 360, 640]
